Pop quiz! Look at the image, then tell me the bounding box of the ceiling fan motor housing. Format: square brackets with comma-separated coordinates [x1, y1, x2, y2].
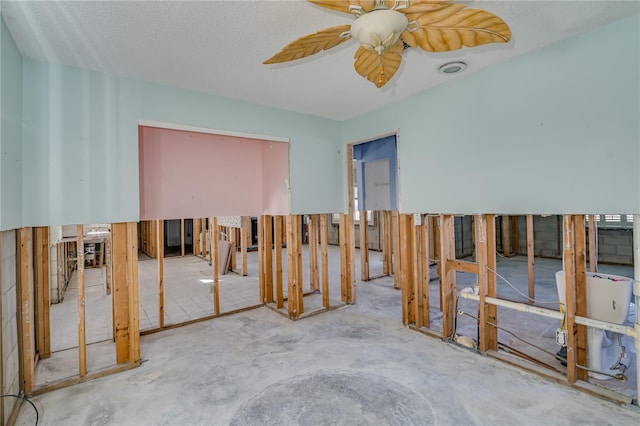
[350, 9, 409, 52]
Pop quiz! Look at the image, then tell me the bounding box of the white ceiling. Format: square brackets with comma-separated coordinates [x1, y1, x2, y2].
[2, 1, 639, 120]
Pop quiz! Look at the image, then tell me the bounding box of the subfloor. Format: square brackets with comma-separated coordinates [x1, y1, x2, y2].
[22, 247, 640, 424]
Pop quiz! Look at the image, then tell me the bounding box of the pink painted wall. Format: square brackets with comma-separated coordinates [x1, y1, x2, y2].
[139, 126, 289, 220]
[262, 141, 289, 216]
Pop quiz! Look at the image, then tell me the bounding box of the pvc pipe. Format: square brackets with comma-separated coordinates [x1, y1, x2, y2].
[459, 288, 637, 337]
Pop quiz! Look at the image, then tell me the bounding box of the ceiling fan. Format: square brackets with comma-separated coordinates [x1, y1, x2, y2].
[264, 0, 512, 88]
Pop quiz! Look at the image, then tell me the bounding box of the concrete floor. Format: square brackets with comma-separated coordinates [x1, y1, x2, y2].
[21, 246, 640, 424]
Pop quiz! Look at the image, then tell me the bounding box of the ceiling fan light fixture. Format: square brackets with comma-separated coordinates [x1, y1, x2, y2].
[438, 61, 467, 75]
[350, 9, 408, 52]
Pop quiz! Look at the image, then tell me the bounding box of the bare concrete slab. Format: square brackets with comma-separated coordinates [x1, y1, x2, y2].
[16, 279, 640, 425]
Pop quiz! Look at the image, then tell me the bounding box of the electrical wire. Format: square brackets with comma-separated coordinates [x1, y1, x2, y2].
[486, 266, 563, 307]
[456, 310, 627, 382]
[1, 394, 38, 426]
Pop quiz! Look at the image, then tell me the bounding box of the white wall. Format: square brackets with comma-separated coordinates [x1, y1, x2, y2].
[341, 15, 640, 215]
[0, 14, 23, 230]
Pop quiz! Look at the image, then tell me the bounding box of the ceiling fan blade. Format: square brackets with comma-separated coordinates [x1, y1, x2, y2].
[401, 4, 511, 52]
[264, 25, 352, 64]
[308, 0, 377, 14]
[403, 0, 456, 15]
[353, 39, 404, 88]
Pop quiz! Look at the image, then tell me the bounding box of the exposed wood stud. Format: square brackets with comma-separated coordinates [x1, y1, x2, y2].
[35, 227, 51, 359]
[229, 224, 236, 270]
[193, 218, 200, 257]
[105, 236, 112, 296]
[286, 215, 304, 319]
[359, 212, 370, 282]
[563, 215, 577, 383]
[510, 216, 519, 254]
[263, 216, 274, 304]
[486, 214, 498, 350]
[526, 214, 535, 302]
[438, 215, 456, 339]
[382, 211, 392, 275]
[126, 222, 141, 364]
[18, 228, 34, 393]
[309, 215, 320, 291]
[391, 211, 400, 289]
[157, 220, 165, 328]
[399, 214, 414, 325]
[420, 214, 430, 327]
[339, 213, 355, 304]
[476, 215, 490, 352]
[320, 214, 330, 309]
[241, 216, 249, 276]
[502, 215, 511, 257]
[212, 218, 220, 315]
[588, 215, 597, 272]
[181, 218, 185, 257]
[112, 223, 130, 364]
[258, 215, 265, 302]
[77, 225, 87, 377]
[573, 215, 588, 382]
[274, 216, 284, 309]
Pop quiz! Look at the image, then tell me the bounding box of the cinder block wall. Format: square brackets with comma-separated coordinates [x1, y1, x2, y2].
[511, 215, 633, 265]
[1, 230, 20, 423]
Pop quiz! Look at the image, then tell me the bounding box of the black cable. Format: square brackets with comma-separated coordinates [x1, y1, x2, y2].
[1, 394, 38, 426]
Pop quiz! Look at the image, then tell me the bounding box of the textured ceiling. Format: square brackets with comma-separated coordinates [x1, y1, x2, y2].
[2, 1, 639, 120]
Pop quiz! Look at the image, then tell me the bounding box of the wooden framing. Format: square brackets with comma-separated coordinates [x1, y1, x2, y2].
[180, 218, 185, 257]
[193, 218, 200, 257]
[286, 215, 304, 319]
[399, 214, 415, 325]
[526, 214, 535, 302]
[501, 215, 512, 257]
[562, 215, 578, 383]
[510, 216, 519, 254]
[274, 216, 284, 309]
[17, 228, 34, 393]
[258, 216, 265, 303]
[573, 215, 588, 382]
[391, 211, 400, 289]
[126, 222, 141, 365]
[418, 214, 429, 327]
[339, 213, 356, 304]
[157, 219, 165, 328]
[139, 220, 157, 258]
[111, 222, 141, 366]
[34, 227, 51, 359]
[587, 214, 597, 272]
[308, 215, 320, 291]
[261, 216, 274, 303]
[320, 214, 330, 309]
[211, 217, 220, 315]
[76, 225, 87, 377]
[485, 214, 498, 350]
[241, 216, 250, 276]
[382, 211, 392, 276]
[359, 212, 369, 282]
[438, 215, 456, 339]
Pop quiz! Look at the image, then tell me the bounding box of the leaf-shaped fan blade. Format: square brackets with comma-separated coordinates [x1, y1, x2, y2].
[401, 4, 511, 52]
[264, 25, 352, 64]
[403, 0, 456, 15]
[353, 39, 403, 88]
[308, 0, 376, 14]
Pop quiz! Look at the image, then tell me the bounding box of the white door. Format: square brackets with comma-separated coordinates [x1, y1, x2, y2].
[364, 159, 391, 211]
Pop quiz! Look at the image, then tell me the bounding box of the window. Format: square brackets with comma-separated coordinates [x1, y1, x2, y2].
[587, 214, 634, 228]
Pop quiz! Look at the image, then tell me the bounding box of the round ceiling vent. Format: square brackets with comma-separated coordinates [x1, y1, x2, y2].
[438, 61, 467, 75]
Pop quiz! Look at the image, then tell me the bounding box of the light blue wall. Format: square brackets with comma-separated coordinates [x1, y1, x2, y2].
[0, 15, 23, 230]
[22, 60, 343, 227]
[341, 15, 640, 215]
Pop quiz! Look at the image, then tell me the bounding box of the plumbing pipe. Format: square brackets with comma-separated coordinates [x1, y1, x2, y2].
[459, 288, 637, 337]
[633, 215, 640, 403]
